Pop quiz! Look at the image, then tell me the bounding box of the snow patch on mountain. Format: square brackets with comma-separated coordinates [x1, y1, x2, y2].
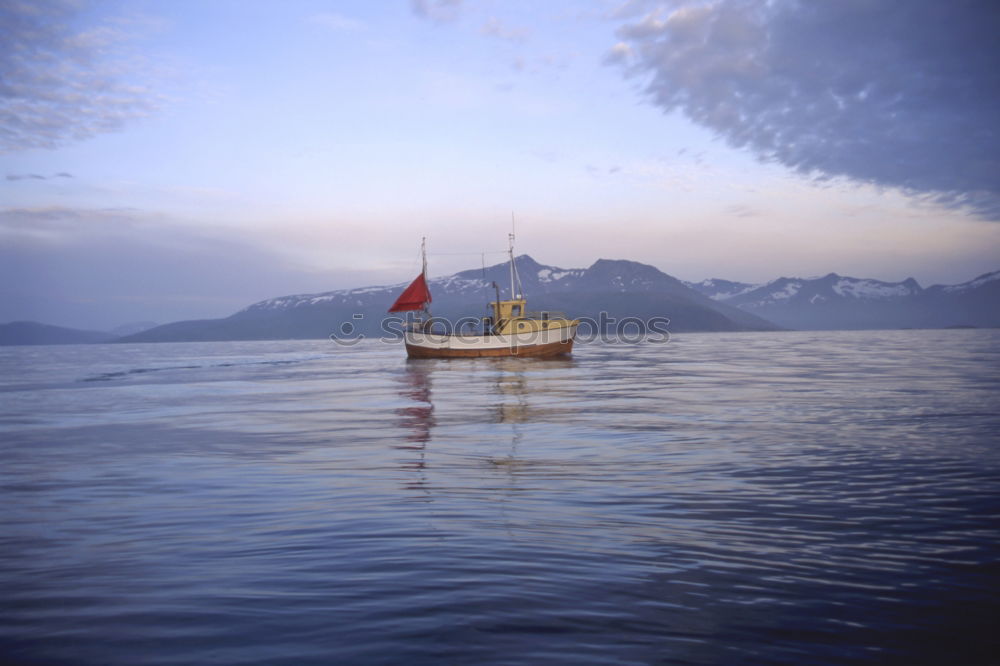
[771, 281, 801, 301]
[430, 275, 490, 293]
[537, 268, 579, 282]
[688, 278, 759, 301]
[243, 283, 399, 312]
[346, 285, 395, 295]
[942, 270, 1000, 293]
[832, 278, 919, 299]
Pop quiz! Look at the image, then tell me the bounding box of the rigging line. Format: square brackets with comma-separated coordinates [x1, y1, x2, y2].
[426, 250, 508, 257]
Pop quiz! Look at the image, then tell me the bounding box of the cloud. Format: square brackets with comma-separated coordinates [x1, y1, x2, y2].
[481, 17, 529, 43]
[610, 1, 1000, 220]
[603, 42, 632, 65]
[0, 206, 350, 329]
[0, 0, 160, 153]
[725, 204, 758, 219]
[585, 164, 624, 177]
[411, 0, 462, 23]
[6, 172, 72, 181]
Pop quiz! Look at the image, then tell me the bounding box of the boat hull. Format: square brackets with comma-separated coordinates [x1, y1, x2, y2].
[404, 325, 576, 359]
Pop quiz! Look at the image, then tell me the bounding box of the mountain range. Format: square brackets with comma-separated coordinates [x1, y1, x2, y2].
[118, 255, 776, 343]
[2, 258, 996, 345]
[0, 321, 158, 346]
[685, 270, 1000, 330]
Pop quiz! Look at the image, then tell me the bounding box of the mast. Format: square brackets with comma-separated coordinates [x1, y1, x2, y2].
[421, 236, 430, 317]
[421, 236, 427, 281]
[387, 238, 433, 316]
[508, 231, 516, 300]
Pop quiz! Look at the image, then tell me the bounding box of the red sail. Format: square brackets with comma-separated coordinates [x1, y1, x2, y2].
[388, 273, 432, 312]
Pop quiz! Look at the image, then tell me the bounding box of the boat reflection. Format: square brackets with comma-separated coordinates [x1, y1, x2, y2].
[395, 360, 435, 446]
[392, 360, 436, 494]
[394, 356, 578, 492]
[490, 357, 575, 426]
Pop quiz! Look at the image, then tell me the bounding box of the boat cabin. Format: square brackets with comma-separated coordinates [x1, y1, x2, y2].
[488, 298, 575, 336]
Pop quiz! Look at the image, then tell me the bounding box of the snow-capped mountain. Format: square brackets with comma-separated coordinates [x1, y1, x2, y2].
[119, 259, 998, 342]
[123, 256, 776, 342]
[239, 255, 697, 317]
[686, 271, 999, 329]
[687, 278, 758, 301]
[723, 273, 923, 309]
[687, 273, 924, 305]
[930, 270, 1000, 294]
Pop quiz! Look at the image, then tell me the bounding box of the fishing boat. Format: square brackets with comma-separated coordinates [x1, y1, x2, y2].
[389, 236, 578, 358]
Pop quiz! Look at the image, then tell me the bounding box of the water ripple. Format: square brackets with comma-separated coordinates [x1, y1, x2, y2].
[1, 331, 998, 664]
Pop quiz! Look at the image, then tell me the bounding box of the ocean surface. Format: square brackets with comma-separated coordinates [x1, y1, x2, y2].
[1, 330, 999, 665]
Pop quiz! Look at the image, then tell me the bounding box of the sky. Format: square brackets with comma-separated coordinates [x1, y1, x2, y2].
[2, 0, 999, 330]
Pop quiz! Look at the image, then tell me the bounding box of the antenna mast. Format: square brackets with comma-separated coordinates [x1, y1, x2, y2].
[508, 213, 523, 299]
[421, 236, 430, 317]
[509, 235, 515, 300]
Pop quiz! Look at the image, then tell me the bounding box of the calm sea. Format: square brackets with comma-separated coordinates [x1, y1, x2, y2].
[1, 330, 999, 665]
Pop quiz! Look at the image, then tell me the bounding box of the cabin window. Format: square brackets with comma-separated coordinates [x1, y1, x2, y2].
[519, 323, 526, 329]
[512, 305, 521, 317]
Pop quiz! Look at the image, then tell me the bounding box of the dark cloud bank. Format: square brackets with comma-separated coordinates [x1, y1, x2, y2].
[0, 207, 342, 330]
[611, 0, 1000, 219]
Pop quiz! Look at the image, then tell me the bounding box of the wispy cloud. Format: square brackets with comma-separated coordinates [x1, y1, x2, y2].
[609, 0, 1000, 220]
[481, 17, 529, 43]
[411, 0, 463, 23]
[585, 164, 624, 178]
[725, 204, 759, 219]
[6, 172, 73, 181]
[0, 0, 162, 153]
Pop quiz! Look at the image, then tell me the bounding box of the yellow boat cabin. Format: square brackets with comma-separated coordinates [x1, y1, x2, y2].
[486, 298, 578, 336]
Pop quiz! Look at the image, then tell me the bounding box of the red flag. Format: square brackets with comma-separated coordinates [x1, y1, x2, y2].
[388, 273, 432, 312]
